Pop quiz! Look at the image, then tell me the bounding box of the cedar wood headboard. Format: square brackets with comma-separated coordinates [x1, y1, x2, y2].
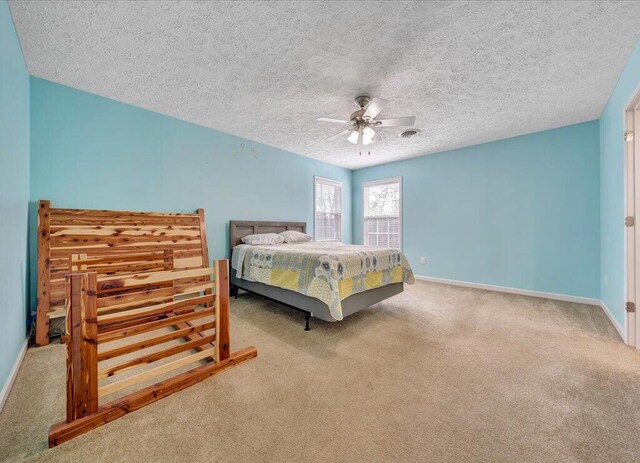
[229, 220, 306, 255]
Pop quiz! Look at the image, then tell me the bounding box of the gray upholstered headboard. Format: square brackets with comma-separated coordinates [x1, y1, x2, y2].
[229, 220, 306, 255]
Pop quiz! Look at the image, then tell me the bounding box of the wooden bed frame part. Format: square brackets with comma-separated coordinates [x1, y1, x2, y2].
[36, 200, 211, 346]
[228, 220, 405, 330]
[49, 259, 257, 447]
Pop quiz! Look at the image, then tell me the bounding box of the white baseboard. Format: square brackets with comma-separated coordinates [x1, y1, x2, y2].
[600, 300, 626, 343]
[413, 275, 629, 344]
[414, 275, 601, 305]
[0, 338, 28, 414]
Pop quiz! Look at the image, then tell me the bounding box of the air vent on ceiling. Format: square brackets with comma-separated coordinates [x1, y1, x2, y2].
[399, 129, 420, 138]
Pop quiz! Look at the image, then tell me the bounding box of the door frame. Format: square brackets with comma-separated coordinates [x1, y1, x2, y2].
[624, 86, 640, 347]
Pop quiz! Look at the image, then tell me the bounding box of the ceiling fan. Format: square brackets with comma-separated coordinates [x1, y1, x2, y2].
[317, 95, 416, 150]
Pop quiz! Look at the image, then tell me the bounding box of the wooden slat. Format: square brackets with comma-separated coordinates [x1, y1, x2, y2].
[66, 273, 98, 421]
[98, 309, 214, 343]
[76, 262, 167, 275]
[98, 348, 216, 397]
[215, 260, 230, 362]
[62, 248, 170, 256]
[197, 208, 213, 307]
[165, 315, 215, 362]
[65, 273, 73, 420]
[51, 243, 203, 255]
[50, 214, 200, 224]
[84, 274, 99, 415]
[96, 281, 213, 311]
[49, 242, 203, 256]
[174, 256, 203, 268]
[97, 335, 216, 379]
[95, 281, 173, 297]
[97, 314, 167, 334]
[51, 208, 199, 218]
[51, 212, 199, 219]
[50, 224, 200, 230]
[51, 227, 201, 237]
[36, 200, 52, 346]
[51, 221, 198, 230]
[174, 249, 202, 258]
[52, 235, 202, 246]
[67, 252, 168, 278]
[97, 267, 213, 290]
[97, 321, 215, 362]
[49, 347, 258, 447]
[69, 252, 166, 265]
[197, 209, 210, 268]
[98, 294, 214, 325]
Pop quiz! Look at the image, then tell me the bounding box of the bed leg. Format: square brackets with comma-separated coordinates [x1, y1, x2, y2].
[304, 312, 311, 331]
[230, 285, 239, 299]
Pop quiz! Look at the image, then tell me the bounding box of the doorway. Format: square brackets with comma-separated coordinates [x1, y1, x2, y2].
[625, 89, 640, 347]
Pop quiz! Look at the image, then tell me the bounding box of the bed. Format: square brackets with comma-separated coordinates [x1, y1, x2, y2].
[229, 220, 415, 329]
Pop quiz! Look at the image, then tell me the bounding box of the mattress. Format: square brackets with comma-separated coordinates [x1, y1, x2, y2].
[231, 241, 415, 320]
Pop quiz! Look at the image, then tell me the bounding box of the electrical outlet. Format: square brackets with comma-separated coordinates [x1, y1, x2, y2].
[420, 257, 427, 264]
[604, 275, 608, 287]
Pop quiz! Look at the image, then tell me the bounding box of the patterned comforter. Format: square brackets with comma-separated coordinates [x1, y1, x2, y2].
[232, 242, 415, 320]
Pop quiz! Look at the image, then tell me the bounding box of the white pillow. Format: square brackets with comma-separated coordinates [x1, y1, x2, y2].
[279, 230, 313, 243]
[241, 233, 285, 245]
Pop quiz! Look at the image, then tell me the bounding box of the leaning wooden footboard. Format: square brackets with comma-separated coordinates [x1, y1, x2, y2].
[36, 200, 211, 346]
[49, 260, 257, 447]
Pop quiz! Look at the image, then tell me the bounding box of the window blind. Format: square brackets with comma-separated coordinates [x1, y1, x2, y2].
[363, 178, 401, 249]
[314, 177, 342, 242]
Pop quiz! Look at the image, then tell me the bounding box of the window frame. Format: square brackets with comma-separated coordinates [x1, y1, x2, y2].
[361, 176, 403, 250]
[313, 176, 343, 242]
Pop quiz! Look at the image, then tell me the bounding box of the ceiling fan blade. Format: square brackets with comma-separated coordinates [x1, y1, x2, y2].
[326, 129, 352, 141]
[376, 116, 416, 127]
[317, 117, 350, 124]
[363, 97, 389, 120]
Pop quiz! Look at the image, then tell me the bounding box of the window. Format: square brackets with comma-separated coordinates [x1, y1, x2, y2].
[362, 177, 402, 249]
[314, 176, 342, 242]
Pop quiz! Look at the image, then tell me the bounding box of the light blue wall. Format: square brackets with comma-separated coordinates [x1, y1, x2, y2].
[0, 1, 29, 392]
[353, 121, 600, 299]
[29, 77, 352, 309]
[23, 34, 640, 345]
[600, 40, 640, 327]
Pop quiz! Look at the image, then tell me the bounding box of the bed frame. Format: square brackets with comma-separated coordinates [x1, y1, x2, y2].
[229, 220, 404, 330]
[49, 258, 257, 447]
[36, 200, 211, 346]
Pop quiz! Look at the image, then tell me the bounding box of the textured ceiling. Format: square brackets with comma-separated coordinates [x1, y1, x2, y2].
[9, 1, 640, 169]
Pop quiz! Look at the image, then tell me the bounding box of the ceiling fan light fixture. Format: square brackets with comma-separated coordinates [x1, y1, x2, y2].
[317, 95, 417, 151]
[362, 126, 375, 145]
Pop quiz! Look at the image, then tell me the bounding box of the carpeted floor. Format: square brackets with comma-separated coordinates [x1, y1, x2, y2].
[1, 281, 640, 462]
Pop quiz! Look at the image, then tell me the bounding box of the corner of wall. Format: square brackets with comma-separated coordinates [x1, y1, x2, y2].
[0, 0, 31, 407]
[598, 36, 640, 331]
